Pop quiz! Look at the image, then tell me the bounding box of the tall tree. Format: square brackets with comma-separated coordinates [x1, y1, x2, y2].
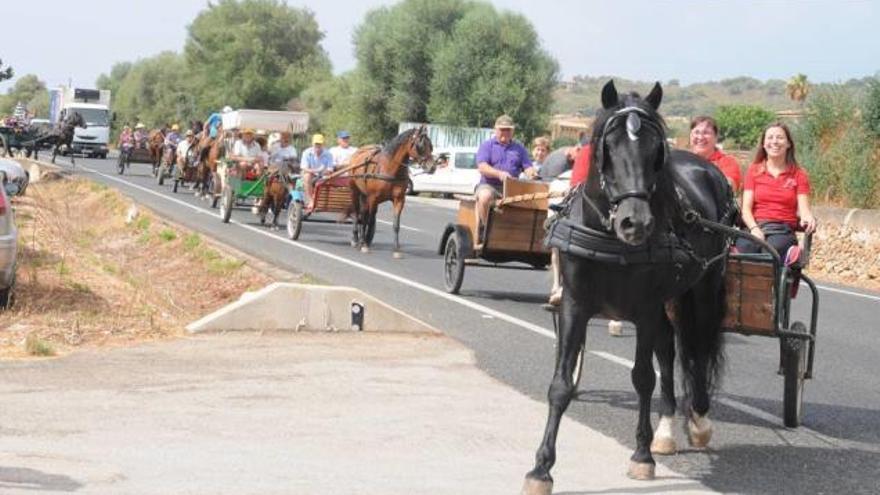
[427, 4, 558, 139]
[184, 0, 330, 115]
[113, 52, 194, 128]
[0, 74, 47, 116]
[352, 0, 474, 140]
[786, 73, 810, 107]
[96, 61, 134, 95]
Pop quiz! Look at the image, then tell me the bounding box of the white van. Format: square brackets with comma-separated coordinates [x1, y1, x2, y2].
[409, 147, 480, 196]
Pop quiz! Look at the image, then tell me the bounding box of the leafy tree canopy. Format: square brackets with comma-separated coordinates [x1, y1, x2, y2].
[0, 74, 47, 116]
[184, 0, 330, 114]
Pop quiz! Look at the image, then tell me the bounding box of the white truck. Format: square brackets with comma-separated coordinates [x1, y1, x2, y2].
[48, 87, 112, 159]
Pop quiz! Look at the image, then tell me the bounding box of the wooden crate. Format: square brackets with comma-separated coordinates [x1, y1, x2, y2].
[486, 207, 548, 253]
[314, 178, 351, 213]
[722, 257, 776, 334]
[502, 177, 549, 210]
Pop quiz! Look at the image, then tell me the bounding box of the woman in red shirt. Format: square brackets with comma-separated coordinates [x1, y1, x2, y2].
[689, 116, 741, 191]
[736, 122, 816, 257]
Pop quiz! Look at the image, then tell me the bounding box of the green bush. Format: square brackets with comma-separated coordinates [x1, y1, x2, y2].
[715, 104, 776, 149]
[863, 78, 880, 139]
[795, 85, 880, 207]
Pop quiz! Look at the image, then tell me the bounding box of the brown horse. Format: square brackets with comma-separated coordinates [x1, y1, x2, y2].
[258, 169, 289, 229]
[148, 129, 165, 176]
[194, 132, 229, 200]
[347, 126, 432, 257]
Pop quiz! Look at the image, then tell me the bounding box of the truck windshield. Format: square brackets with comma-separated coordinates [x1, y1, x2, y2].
[73, 108, 109, 127]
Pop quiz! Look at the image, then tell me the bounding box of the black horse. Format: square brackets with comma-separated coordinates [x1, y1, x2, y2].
[50, 111, 87, 165]
[523, 81, 736, 494]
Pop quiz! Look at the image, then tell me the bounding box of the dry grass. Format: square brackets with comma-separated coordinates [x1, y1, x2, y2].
[0, 177, 274, 358]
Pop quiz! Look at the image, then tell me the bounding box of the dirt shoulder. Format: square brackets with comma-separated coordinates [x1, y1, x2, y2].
[0, 176, 277, 358]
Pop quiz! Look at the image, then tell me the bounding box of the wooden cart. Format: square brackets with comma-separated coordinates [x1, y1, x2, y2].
[439, 178, 551, 294]
[286, 175, 352, 240]
[721, 229, 818, 427]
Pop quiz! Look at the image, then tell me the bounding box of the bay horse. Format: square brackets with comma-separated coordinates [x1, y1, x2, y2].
[523, 81, 735, 494]
[50, 111, 86, 165]
[194, 132, 229, 199]
[258, 169, 289, 229]
[148, 129, 165, 176]
[347, 126, 432, 257]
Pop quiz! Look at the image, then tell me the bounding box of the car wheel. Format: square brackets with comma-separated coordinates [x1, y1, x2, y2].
[406, 179, 415, 196]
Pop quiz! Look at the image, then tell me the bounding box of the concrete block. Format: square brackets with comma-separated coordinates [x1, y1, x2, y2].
[186, 282, 438, 334]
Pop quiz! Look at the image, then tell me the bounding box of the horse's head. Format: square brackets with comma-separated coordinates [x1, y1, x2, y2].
[407, 125, 433, 166]
[590, 80, 668, 246]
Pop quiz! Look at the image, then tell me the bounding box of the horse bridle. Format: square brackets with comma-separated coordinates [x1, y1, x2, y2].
[408, 128, 432, 166]
[582, 106, 669, 230]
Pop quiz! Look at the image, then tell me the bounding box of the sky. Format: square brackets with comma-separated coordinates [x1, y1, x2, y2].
[2, 0, 879, 93]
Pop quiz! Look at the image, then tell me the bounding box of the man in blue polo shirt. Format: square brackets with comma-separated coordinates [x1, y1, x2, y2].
[474, 114, 537, 241]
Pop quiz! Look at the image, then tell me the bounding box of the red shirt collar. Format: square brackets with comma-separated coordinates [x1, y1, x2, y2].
[753, 161, 798, 176]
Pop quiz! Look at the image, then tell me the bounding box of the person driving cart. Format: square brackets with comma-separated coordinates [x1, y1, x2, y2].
[176, 129, 196, 169]
[299, 133, 334, 206]
[229, 128, 264, 179]
[474, 114, 537, 244]
[133, 123, 148, 149]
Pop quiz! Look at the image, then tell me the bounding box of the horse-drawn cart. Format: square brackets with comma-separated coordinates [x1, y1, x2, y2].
[286, 175, 352, 240]
[209, 109, 308, 224]
[439, 178, 551, 294]
[719, 226, 819, 427]
[0, 123, 54, 159]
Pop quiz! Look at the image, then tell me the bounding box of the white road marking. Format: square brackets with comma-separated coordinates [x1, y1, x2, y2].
[57, 158, 870, 441]
[375, 219, 422, 232]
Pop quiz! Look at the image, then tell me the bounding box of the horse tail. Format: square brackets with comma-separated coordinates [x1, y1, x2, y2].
[672, 265, 726, 411]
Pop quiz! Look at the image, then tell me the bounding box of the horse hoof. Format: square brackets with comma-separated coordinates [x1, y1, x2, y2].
[608, 320, 623, 336]
[351, 240, 359, 248]
[360, 246, 370, 254]
[627, 461, 656, 480]
[650, 436, 677, 455]
[687, 411, 713, 449]
[392, 251, 403, 259]
[521, 477, 553, 495]
[651, 415, 677, 455]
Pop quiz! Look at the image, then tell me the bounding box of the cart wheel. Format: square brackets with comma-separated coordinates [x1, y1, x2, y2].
[0, 136, 10, 158]
[443, 233, 466, 294]
[220, 187, 234, 223]
[172, 179, 179, 193]
[782, 321, 808, 427]
[157, 165, 165, 185]
[117, 153, 125, 175]
[287, 201, 304, 240]
[211, 194, 219, 209]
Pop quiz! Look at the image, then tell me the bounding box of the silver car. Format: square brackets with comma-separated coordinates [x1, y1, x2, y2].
[0, 170, 18, 307]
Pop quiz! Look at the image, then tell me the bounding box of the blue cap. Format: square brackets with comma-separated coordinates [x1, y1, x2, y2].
[337, 130, 351, 139]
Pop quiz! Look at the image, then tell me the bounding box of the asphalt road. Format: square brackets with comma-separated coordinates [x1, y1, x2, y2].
[51, 155, 880, 494]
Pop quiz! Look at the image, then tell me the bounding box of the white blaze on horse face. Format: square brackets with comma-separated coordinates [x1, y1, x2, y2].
[626, 112, 641, 141]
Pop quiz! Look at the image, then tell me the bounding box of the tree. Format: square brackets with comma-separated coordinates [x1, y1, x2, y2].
[96, 61, 133, 95]
[352, 0, 474, 140]
[0, 59, 12, 83]
[113, 52, 195, 128]
[715, 104, 775, 149]
[863, 77, 880, 139]
[0, 74, 47, 116]
[427, 4, 558, 140]
[184, 0, 330, 114]
[786, 73, 810, 106]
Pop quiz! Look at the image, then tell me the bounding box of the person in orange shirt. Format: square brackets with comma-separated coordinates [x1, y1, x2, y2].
[689, 116, 741, 191]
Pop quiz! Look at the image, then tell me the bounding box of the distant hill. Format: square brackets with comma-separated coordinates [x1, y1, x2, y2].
[553, 75, 877, 118]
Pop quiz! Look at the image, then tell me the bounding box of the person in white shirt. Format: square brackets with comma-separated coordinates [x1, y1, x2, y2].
[176, 129, 196, 170]
[229, 128, 264, 177]
[268, 131, 298, 174]
[329, 130, 357, 167]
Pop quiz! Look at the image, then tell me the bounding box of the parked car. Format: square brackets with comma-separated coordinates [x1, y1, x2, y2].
[409, 147, 480, 196]
[0, 158, 29, 196]
[0, 171, 18, 308]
